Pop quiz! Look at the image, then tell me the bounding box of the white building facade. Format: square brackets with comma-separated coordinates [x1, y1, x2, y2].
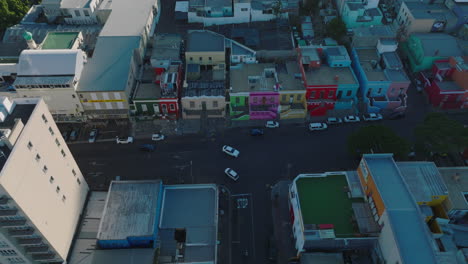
[0, 97, 89, 263]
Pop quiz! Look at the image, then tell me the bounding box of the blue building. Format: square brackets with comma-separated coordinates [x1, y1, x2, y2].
[97, 180, 164, 249]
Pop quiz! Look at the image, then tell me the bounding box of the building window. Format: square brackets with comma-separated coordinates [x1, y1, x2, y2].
[49, 176, 54, 183]
[35, 154, 41, 161]
[328, 90, 334, 97]
[0, 240, 9, 248]
[189, 101, 195, 108]
[189, 57, 193, 61]
[241, 7, 248, 11]
[55, 138, 60, 147]
[74, 10, 81, 17]
[27, 141, 33, 150]
[377, 88, 382, 94]
[41, 114, 48, 123]
[72, 94, 76, 98]
[169, 104, 175, 111]
[462, 192, 468, 204]
[208, 57, 212, 61]
[61, 150, 66, 157]
[62, 195, 66, 202]
[43, 166, 48, 173]
[48, 127, 54, 136]
[79, 94, 83, 98]
[235, 97, 240, 104]
[56, 186, 60, 193]
[77, 178, 81, 185]
[199, 57, 202, 61]
[7, 257, 25, 264]
[0, 250, 17, 256]
[310, 91, 316, 98]
[213, 101, 218, 108]
[72, 169, 76, 176]
[296, 94, 302, 100]
[346, 90, 352, 96]
[83, 10, 89, 16]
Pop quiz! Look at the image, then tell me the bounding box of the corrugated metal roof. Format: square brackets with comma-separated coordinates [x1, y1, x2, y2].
[363, 154, 437, 264]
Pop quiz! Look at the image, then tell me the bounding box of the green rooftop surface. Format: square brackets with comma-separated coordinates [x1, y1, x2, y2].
[41, 32, 79, 50]
[296, 174, 357, 237]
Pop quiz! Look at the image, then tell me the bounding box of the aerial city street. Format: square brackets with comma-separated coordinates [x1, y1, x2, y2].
[0, 0, 468, 263]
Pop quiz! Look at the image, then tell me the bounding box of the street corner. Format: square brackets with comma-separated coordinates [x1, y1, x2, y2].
[231, 193, 255, 264]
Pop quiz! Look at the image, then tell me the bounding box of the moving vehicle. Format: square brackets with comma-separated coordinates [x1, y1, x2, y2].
[308, 123, 328, 131]
[327, 117, 342, 125]
[344, 115, 360, 123]
[152, 133, 165, 141]
[224, 168, 239, 181]
[250, 129, 264, 136]
[116, 136, 134, 144]
[88, 129, 98, 143]
[362, 113, 383, 121]
[140, 144, 155, 152]
[222, 145, 240, 157]
[265, 121, 279, 128]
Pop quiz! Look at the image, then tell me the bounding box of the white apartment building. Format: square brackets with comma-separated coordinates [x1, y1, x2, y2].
[13, 49, 87, 122]
[0, 97, 89, 264]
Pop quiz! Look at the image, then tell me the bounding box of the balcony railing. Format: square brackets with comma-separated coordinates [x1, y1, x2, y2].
[17, 237, 42, 245]
[0, 209, 18, 216]
[9, 227, 35, 236]
[32, 252, 56, 260]
[25, 245, 49, 253]
[0, 219, 26, 227]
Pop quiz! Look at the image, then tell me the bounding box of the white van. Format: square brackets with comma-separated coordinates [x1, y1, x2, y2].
[308, 123, 328, 131]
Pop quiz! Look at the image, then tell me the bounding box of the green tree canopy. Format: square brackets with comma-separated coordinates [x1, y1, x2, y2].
[415, 113, 468, 155]
[326, 17, 347, 42]
[0, 0, 31, 33]
[272, 0, 283, 18]
[348, 125, 410, 160]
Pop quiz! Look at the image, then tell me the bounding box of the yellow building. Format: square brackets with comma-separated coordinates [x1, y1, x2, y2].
[277, 62, 307, 119]
[185, 30, 226, 66]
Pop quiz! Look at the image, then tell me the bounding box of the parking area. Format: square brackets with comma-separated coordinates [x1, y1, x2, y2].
[57, 120, 131, 144]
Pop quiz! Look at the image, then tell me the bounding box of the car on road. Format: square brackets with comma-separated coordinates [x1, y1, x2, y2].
[69, 129, 79, 141]
[265, 121, 279, 128]
[344, 115, 360, 123]
[224, 168, 239, 181]
[308, 123, 328, 131]
[139, 144, 155, 152]
[250, 128, 264, 136]
[362, 113, 383, 121]
[116, 136, 134, 144]
[152, 133, 165, 141]
[88, 129, 98, 143]
[327, 117, 342, 125]
[388, 111, 405, 120]
[222, 145, 240, 157]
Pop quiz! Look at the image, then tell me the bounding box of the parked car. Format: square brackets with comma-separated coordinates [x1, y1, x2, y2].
[308, 123, 328, 131]
[344, 115, 360, 123]
[152, 133, 165, 141]
[88, 129, 98, 143]
[139, 144, 155, 152]
[265, 121, 279, 128]
[250, 129, 264, 136]
[327, 117, 342, 125]
[388, 111, 405, 120]
[62, 131, 69, 141]
[116, 136, 134, 144]
[416, 79, 423, 93]
[222, 145, 240, 157]
[224, 168, 239, 181]
[362, 113, 383, 121]
[69, 130, 79, 141]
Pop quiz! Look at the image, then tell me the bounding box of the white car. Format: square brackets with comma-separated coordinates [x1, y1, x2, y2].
[88, 129, 98, 143]
[309, 123, 328, 131]
[222, 145, 240, 158]
[265, 121, 279, 128]
[152, 133, 165, 141]
[327, 117, 342, 125]
[225, 168, 239, 181]
[116, 136, 134, 144]
[344, 115, 361, 123]
[363, 113, 383, 121]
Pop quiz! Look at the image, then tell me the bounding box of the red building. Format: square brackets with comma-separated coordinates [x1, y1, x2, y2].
[422, 56, 468, 110]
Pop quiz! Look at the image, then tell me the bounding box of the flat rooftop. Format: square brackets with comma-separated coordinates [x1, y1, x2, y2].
[304, 66, 357, 86]
[296, 174, 357, 237]
[98, 180, 161, 241]
[437, 81, 464, 91]
[277, 62, 305, 91]
[414, 34, 463, 58]
[438, 167, 468, 212]
[230, 63, 276, 93]
[41, 32, 80, 50]
[356, 48, 387, 82]
[159, 185, 217, 263]
[187, 31, 225, 52]
[396, 162, 448, 203]
[363, 154, 437, 264]
[151, 34, 182, 61]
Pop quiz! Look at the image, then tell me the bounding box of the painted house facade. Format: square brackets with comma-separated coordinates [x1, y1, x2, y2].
[351, 46, 409, 114]
[298, 46, 359, 117]
[421, 56, 468, 109]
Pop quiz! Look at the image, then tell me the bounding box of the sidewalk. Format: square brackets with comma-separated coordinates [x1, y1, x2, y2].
[271, 180, 296, 264]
